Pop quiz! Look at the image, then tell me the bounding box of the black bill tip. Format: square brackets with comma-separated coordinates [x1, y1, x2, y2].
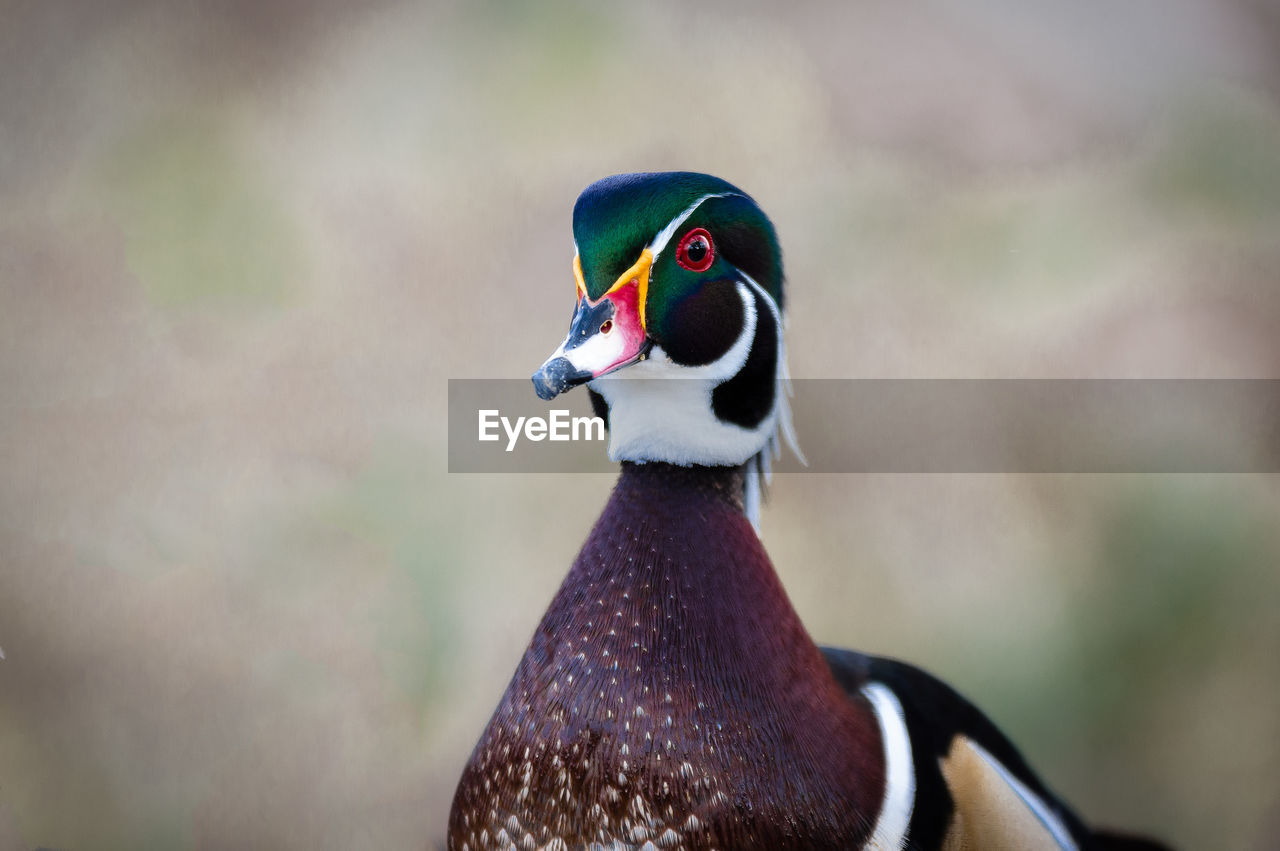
[532, 357, 592, 401]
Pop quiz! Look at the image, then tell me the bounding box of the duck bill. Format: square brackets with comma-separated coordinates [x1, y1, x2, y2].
[532, 252, 652, 401]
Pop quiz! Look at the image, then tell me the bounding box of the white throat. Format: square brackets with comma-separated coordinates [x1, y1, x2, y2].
[589, 278, 802, 526]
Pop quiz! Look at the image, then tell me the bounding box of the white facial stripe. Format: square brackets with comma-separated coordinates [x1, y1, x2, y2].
[967, 741, 1079, 851]
[648, 192, 743, 258]
[739, 273, 779, 324]
[699, 280, 756, 381]
[740, 272, 805, 470]
[563, 328, 627, 375]
[862, 682, 915, 851]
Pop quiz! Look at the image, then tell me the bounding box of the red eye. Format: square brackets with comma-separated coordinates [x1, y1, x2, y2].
[676, 228, 715, 272]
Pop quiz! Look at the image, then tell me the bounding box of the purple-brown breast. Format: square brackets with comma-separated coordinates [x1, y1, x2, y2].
[448, 463, 885, 851]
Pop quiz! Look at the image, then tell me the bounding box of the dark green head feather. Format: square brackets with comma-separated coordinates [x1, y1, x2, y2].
[572, 172, 784, 312]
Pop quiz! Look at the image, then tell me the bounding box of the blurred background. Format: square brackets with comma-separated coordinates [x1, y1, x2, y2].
[3, 1, 1279, 848]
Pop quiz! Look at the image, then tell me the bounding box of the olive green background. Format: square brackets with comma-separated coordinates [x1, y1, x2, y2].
[3, 1, 1279, 848]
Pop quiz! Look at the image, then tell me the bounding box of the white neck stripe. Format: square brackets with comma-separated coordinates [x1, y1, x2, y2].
[648, 192, 743, 258]
[740, 272, 805, 469]
[862, 682, 915, 851]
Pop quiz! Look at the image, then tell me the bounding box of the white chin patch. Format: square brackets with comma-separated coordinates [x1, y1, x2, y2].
[590, 282, 776, 468]
[563, 325, 627, 376]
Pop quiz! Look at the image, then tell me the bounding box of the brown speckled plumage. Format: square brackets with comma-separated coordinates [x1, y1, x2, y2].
[448, 463, 885, 851]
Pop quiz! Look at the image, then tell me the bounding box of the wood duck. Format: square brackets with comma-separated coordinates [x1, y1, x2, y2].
[448, 173, 1171, 851]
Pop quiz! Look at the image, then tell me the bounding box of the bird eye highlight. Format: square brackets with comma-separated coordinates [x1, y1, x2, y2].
[676, 228, 715, 272]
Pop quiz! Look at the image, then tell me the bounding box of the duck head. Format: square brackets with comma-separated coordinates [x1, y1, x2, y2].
[532, 172, 800, 517]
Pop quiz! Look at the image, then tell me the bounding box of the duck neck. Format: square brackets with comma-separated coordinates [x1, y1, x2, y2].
[552, 461, 786, 678]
